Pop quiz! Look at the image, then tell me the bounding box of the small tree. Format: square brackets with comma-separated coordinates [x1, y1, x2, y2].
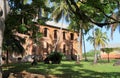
[3, 36, 25, 64]
[101, 48, 113, 63]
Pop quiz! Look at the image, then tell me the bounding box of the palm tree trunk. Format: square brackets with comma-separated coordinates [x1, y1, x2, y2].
[94, 48, 97, 64]
[76, 28, 82, 63]
[53, 12, 64, 52]
[80, 29, 82, 60]
[93, 29, 97, 64]
[83, 32, 88, 61]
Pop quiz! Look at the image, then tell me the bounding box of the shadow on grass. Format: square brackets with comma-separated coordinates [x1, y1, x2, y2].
[55, 69, 120, 78]
[2, 63, 32, 78]
[2, 61, 120, 78]
[82, 57, 118, 64]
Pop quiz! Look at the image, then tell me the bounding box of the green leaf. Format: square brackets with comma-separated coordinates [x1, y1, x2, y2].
[18, 24, 27, 33]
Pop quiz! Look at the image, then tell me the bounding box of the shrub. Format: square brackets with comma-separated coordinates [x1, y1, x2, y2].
[85, 50, 100, 57]
[18, 57, 22, 61]
[44, 51, 63, 64]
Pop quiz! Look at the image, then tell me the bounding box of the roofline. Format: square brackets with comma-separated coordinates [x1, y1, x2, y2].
[39, 24, 78, 33]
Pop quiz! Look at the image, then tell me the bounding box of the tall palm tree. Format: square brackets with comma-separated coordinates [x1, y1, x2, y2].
[51, 0, 70, 51]
[68, 17, 92, 61]
[87, 28, 109, 64]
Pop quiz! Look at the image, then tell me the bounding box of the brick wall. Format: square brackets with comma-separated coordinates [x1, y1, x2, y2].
[15, 24, 81, 60]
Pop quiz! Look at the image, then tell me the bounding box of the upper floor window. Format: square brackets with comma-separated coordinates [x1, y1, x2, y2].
[54, 30, 57, 39]
[70, 33, 74, 40]
[63, 32, 66, 40]
[44, 28, 47, 37]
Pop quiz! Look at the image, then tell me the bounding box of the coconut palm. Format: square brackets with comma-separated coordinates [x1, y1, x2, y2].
[51, 0, 69, 22]
[51, 0, 70, 51]
[87, 28, 109, 64]
[68, 15, 93, 61]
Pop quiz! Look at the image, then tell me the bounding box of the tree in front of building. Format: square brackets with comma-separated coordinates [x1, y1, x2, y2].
[1, 0, 51, 77]
[50, 0, 70, 52]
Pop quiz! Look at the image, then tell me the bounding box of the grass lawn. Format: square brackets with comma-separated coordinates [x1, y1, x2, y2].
[2, 60, 120, 78]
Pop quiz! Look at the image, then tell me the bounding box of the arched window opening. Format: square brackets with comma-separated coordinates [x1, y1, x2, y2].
[63, 32, 66, 40]
[70, 33, 74, 40]
[44, 28, 47, 37]
[54, 30, 57, 39]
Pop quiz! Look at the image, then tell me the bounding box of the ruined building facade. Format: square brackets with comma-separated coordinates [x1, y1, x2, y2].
[24, 25, 81, 60]
[3, 24, 82, 62]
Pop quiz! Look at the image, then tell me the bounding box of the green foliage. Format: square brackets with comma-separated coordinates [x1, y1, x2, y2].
[101, 48, 114, 54]
[65, 0, 120, 28]
[38, 17, 50, 25]
[3, 36, 25, 54]
[18, 24, 27, 33]
[87, 28, 109, 48]
[47, 52, 63, 64]
[4, 0, 50, 54]
[51, 0, 70, 22]
[85, 50, 100, 57]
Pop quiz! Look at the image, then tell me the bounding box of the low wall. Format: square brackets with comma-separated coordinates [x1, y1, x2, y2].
[100, 54, 120, 59]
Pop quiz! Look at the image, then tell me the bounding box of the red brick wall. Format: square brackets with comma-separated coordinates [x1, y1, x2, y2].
[25, 25, 81, 60]
[101, 53, 120, 59]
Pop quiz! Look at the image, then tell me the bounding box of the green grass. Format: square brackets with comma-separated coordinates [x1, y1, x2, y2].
[2, 60, 120, 78]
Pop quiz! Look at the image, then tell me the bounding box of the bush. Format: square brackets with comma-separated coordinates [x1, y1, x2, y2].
[44, 51, 63, 64]
[85, 50, 100, 57]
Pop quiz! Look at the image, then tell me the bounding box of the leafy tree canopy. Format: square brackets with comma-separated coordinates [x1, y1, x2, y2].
[3, 0, 51, 53]
[64, 0, 120, 27]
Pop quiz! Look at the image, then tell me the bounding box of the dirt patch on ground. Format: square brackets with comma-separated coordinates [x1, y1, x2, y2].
[7, 70, 58, 78]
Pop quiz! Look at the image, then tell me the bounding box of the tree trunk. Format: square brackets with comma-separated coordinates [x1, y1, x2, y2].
[108, 53, 110, 63]
[0, 15, 5, 78]
[83, 32, 88, 61]
[53, 12, 64, 52]
[0, 6, 5, 78]
[93, 29, 97, 64]
[0, 0, 9, 77]
[0, 18, 5, 78]
[94, 50, 97, 64]
[6, 50, 9, 64]
[80, 29, 82, 60]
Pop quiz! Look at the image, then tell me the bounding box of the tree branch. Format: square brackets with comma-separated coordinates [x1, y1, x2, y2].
[66, 0, 120, 27]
